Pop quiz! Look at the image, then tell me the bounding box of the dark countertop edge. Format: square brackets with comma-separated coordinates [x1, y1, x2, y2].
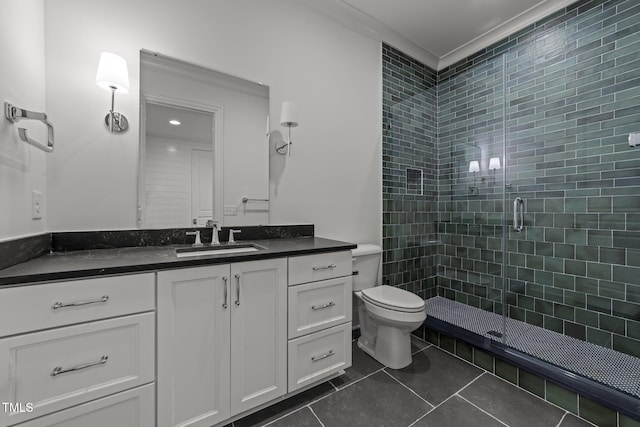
[0, 240, 357, 288]
[0, 225, 316, 272]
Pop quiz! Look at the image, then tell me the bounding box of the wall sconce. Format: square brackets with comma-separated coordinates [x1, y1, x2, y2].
[489, 157, 501, 185]
[95, 52, 130, 133]
[489, 157, 501, 171]
[275, 101, 298, 156]
[469, 160, 480, 192]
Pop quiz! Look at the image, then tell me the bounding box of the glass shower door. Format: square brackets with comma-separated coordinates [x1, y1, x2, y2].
[437, 54, 507, 335]
[501, 34, 640, 399]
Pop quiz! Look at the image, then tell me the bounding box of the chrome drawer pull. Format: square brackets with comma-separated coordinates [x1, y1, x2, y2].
[52, 295, 109, 310]
[311, 349, 335, 362]
[51, 355, 108, 377]
[234, 273, 241, 306]
[312, 301, 335, 311]
[222, 276, 228, 309]
[312, 264, 336, 271]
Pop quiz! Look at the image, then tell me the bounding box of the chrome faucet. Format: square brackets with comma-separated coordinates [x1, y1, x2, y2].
[186, 230, 202, 247]
[207, 220, 220, 245]
[228, 229, 241, 244]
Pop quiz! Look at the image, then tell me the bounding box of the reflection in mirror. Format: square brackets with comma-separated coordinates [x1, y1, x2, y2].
[138, 51, 270, 229]
[142, 103, 214, 227]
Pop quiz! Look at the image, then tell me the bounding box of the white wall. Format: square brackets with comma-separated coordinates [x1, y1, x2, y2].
[44, 0, 382, 245]
[0, 0, 47, 241]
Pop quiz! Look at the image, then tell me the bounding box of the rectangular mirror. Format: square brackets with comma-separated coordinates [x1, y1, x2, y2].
[138, 51, 269, 229]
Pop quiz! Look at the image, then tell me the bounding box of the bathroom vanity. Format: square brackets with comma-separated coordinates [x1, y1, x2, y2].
[0, 233, 355, 427]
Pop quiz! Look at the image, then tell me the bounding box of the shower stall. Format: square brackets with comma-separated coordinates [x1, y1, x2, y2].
[434, 42, 640, 410]
[382, 0, 640, 421]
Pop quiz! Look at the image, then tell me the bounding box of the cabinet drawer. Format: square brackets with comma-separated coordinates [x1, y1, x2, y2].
[13, 384, 155, 427]
[287, 323, 352, 392]
[288, 251, 352, 285]
[0, 313, 155, 425]
[0, 273, 155, 337]
[288, 276, 352, 339]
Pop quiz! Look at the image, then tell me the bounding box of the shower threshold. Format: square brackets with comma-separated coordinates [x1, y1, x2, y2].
[424, 296, 640, 418]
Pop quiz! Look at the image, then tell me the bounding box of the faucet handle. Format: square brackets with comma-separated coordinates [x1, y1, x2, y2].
[210, 221, 220, 245]
[228, 229, 241, 244]
[186, 230, 202, 246]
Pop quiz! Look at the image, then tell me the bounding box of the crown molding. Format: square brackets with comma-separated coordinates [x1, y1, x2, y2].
[298, 0, 578, 71]
[438, 0, 579, 69]
[297, 0, 440, 69]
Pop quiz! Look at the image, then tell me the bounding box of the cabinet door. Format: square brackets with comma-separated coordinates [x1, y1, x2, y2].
[0, 273, 155, 337]
[157, 265, 231, 427]
[0, 313, 154, 426]
[288, 276, 353, 339]
[230, 258, 287, 416]
[288, 323, 352, 392]
[14, 384, 154, 427]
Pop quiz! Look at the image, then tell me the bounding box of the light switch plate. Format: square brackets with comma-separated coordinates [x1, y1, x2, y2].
[32, 190, 43, 220]
[223, 206, 237, 216]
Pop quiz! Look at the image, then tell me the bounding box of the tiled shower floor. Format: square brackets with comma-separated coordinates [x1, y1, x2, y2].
[425, 297, 640, 399]
[228, 338, 597, 427]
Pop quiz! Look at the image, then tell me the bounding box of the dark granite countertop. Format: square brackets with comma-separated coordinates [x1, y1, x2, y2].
[0, 237, 356, 287]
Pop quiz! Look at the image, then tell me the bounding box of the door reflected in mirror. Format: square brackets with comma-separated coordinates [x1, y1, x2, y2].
[142, 103, 214, 228]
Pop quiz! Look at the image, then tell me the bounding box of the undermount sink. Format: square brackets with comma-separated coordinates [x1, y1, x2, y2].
[175, 243, 265, 258]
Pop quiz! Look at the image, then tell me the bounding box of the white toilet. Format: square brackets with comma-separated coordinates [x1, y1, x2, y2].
[352, 244, 427, 369]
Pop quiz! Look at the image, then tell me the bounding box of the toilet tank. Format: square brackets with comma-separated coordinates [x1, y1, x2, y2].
[351, 244, 382, 291]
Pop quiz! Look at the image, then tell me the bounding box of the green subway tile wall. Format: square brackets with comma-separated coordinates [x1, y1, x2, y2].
[382, 44, 439, 296]
[382, 0, 640, 359]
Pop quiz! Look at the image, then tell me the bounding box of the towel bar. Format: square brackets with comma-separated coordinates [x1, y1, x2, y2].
[5, 102, 55, 153]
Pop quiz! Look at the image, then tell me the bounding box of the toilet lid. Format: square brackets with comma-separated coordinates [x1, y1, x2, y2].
[361, 285, 425, 313]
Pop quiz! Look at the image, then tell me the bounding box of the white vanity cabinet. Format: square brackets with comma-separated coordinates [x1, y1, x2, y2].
[0, 243, 353, 427]
[0, 274, 156, 427]
[287, 251, 353, 392]
[157, 258, 288, 427]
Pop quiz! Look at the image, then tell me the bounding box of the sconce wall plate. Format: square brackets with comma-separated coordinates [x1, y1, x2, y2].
[104, 111, 128, 133]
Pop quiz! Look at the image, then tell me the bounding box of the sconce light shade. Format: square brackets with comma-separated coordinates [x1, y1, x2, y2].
[95, 52, 130, 93]
[469, 161, 480, 173]
[280, 101, 298, 127]
[489, 157, 501, 170]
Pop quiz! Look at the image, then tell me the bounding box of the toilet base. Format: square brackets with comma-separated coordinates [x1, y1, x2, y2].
[357, 324, 413, 370]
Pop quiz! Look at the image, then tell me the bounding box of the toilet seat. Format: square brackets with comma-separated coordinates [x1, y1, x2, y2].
[360, 285, 425, 313]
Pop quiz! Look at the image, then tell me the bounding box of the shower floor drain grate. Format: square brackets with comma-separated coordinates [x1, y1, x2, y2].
[425, 297, 640, 398]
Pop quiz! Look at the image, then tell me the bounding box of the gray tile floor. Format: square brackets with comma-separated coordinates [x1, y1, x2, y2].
[230, 338, 597, 427]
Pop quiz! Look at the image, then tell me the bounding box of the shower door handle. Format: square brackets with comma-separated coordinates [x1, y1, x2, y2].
[513, 197, 524, 232]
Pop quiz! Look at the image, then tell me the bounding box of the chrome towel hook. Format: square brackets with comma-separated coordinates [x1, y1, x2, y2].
[4, 102, 55, 153]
